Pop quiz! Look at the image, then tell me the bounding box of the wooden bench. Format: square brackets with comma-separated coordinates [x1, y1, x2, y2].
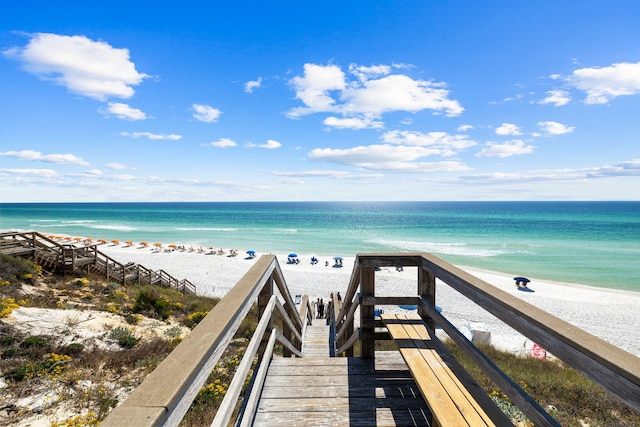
[381, 313, 512, 427]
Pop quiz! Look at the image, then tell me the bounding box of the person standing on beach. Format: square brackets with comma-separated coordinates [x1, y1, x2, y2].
[318, 299, 325, 319]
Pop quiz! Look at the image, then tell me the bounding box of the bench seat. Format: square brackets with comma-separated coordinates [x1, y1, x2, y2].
[381, 313, 511, 427]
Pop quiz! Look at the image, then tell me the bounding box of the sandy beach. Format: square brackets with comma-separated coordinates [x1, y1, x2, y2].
[97, 244, 640, 358]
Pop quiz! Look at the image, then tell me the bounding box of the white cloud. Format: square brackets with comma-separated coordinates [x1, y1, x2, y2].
[307, 144, 472, 172]
[341, 74, 463, 117]
[288, 63, 346, 116]
[539, 90, 571, 107]
[476, 140, 535, 158]
[567, 61, 640, 104]
[103, 102, 147, 120]
[287, 63, 463, 122]
[247, 139, 282, 149]
[309, 144, 438, 164]
[442, 158, 640, 186]
[0, 149, 89, 165]
[244, 77, 262, 93]
[106, 162, 128, 170]
[120, 131, 182, 140]
[192, 104, 222, 122]
[457, 124, 473, 132]
[204, 138, 237, 148]
[381, 130, 476, 151]
[272, 169, 383, 179]
[537, 121, 575, 135]
[348, 63, 392, 81]
[323, 116, 384, 129]
[1, 168, 59, 178]
[585, 159, 640, 177]
[4, 33, 148, 100]
[260, 139, 281, 149]
[495, 123, 522, 136]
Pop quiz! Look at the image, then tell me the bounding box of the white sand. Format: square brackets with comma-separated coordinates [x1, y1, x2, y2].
[98, 244, 640, 357]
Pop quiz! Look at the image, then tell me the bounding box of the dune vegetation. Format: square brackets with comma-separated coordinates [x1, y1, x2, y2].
[1, 253, 639, 426]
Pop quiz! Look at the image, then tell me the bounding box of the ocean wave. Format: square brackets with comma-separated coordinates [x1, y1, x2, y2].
[176, 227, 238, 232]
[269, 228, 298, 233]
[371, 239, 506, 257]
[87, 224, 138, 231]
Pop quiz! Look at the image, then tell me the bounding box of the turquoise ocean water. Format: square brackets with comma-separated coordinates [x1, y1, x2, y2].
[1, 202, 639, 292]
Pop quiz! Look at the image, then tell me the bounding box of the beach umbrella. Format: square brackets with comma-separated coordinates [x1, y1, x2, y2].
[140, 241, 149, 247]
[288, 253, 298, 258]
[333, 256, 343, 261]
[97, 239, 107, 244]
[513, 277, 530, 283]
[246, 250, 255, 255]
[154, 242, 163, 248]
[124, 240, 133, 246]
[168, 243, 177, 248]
[111, 239, 120, 245]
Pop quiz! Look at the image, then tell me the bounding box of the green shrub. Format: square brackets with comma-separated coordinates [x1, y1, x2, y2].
[3, 364, 31, 381]
[109, 327, 138, 348]
[0, 253, 38, 284]
[164, 326, 183, 338]
[184, 311, 208, 329]
[133, 290, 172, 320]
[21, 335, 49, 348]
[1, 347, 17, 359]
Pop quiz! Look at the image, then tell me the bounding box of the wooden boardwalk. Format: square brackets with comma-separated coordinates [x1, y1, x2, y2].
[253, 323, 433, 426]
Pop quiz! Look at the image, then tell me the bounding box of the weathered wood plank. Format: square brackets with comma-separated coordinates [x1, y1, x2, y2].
[257, 351, 433, 427]
[258, 396, 432, 412]
[260, 383, 423, 399]
[382, 313, 501, 427]
[253, 407, 431, 427]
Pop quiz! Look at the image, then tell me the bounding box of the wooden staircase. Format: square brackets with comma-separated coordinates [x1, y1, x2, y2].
[0, 231, 196, 294]
[252, 323, 433, 426]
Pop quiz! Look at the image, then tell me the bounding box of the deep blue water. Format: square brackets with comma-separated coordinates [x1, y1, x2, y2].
[1, 201, 639, 291]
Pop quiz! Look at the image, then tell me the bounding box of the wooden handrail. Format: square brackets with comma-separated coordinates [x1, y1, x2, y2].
[213, 295, 278, 426]
[0, 230, 195, 293]
[102, 255, 308, 427]
[333, 253, 640, 425]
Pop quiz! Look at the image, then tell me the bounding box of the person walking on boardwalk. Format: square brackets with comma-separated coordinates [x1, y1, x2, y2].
[318, 299, 325, 319]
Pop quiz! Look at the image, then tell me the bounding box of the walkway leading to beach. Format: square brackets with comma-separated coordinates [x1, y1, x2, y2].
[253, 322, 432, 426]
[254, 352, 431, 426]
[302, 322, 332, 357]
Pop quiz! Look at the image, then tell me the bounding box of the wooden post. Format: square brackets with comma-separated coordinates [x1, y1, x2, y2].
[418, 265, 436, 330]
[258, 276, 274, 355]
[360, 266, 375, 359]
[345, 314, 355, 357]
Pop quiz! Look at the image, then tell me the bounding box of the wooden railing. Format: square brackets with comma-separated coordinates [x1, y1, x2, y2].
[0, 231, 195, 294]
[102, 254, 311, 427]
[333, 253, 640, 426]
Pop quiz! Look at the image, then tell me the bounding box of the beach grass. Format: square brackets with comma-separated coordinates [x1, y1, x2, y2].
[2, 253, 640, 426]
[446, 341, 640, 426]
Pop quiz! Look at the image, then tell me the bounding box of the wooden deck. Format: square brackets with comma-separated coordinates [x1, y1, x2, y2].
[253, 322, 434, 426]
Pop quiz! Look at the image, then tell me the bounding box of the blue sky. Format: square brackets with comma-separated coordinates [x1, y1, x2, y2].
[1, 1, 640, 202]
